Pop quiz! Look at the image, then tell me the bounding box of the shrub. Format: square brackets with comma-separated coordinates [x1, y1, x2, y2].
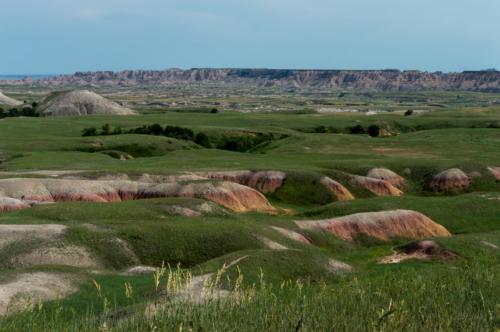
[195, 133, 211, 148]
[350, 124, 366, 134]
[368, 124, 380, 137]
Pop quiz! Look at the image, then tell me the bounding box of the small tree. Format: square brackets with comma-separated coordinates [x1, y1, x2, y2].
[82, 127, 98, 136]
[112, 127, 123, 135]
[315, 126, 327, 133]
[149, 123, 163, 136]
[31, 102, 38, 108]
[210, 108, 219, 114]
[368, 124, 380, 137]
[195, 133, 211, 148]
[405, 110, 414, 116]
[350, 124, 366, 134]
[101, 124, 111, 135]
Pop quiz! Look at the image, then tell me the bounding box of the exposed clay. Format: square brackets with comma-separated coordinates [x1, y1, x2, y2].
[195, 170, 286, 193]
[37, 90, 136, 116]
[295, 210, 451, 241]
[256, 235, 287, 250]
[270, 226, 311, 245]
[0, 273, 77, 316]
[326, 259, 355, 274]
[365, 168, 406, 189]
[12, 245, 100, 268]
[380, 240, 459, 263]
[0, 224, 67, 249]
[0, 197, 31, 212]
[0, 92, 22, 106]
[163, 205, 204, 217]
[487, 167, 500, 180]
[320, 177, 355, 201]
[0, 178, 276, 213]
[123, 266, 157, 275]
[429, 168, 470, 191]
[349, 175, 403, 196]
[480, 240, 499, 249]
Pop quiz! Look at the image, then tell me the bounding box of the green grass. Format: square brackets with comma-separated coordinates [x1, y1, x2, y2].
[0, 90, 500, 330]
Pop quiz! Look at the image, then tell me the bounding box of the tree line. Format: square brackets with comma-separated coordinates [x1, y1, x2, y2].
[0, 103, 39, 118]
[81, 123, 284, 152]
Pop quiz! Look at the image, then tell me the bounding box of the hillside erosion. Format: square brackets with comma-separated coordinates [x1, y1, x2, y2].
[2, 69, 500, 92]
[0, 178, 276, 213]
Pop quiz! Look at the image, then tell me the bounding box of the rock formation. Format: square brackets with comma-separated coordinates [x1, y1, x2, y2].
[295, 210, 451, 241]
[2, 69, 500, 93]
[349, 175, 403, 196]
[0, 178, 276, 213]
[487, 167, 500, 180]
[428, 168, 470, 191]
[195, 170, 286, 193]
[365, 168, 406, 189]
[37, 90, 136, 116]
[270, 226, 311, 245]
[320, 177, 355, 201]
[0, 92, 22, 106]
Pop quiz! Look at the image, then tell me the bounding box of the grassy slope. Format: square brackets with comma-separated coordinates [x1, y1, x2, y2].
[0, 99, 499, 330]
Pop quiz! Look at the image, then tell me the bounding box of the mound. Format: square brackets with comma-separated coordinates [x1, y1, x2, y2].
[320, 177, 355, 201]
[0, 273, 77, 316]
[37, 90, 136, 116]
[195, 170, 286, 192]
[349, 175, 403, 196]
[270, 226, 311, 244]
[0, 178, 276, 213]
[366, 168, 406, 189]
[0, 197, 30, 211]
[380, 240, 458, 263]
[257, 235, 288, 250]
[429, 168, 470, 191]
[0, 224, 67, 249]
[12, 244, 99, 268]
[487, 167, 500, 180]
[0, 92, 22, 106]
[295, 210, 451, 241]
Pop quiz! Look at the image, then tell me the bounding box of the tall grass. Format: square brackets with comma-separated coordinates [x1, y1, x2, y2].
[2, 263, 499, 331]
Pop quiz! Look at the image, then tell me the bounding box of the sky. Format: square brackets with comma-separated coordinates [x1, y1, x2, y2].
[1, 0, 499, 74]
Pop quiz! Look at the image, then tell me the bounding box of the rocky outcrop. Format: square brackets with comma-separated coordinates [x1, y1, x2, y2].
[0, 178, 276, 213]
[37, 90, 136, 116]
[0, 92, 22, 106]
[320, 177, 355, 201]
[428, 168, 470, 192]
[349, 175, 403, 196]
[195, 170, 286, 193]
[270, 226, 311, 245]
[295, 210, 451, 241]
[365, 168, 406, 189]
[0, 197, 31, 211]
[3, 69, 500, 93]
[487, 167, 500, 180]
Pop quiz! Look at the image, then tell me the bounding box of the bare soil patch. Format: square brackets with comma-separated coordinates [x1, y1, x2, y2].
[0, 272, 77, 316]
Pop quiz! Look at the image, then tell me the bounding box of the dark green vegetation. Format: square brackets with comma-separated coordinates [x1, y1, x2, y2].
[0, 88, 499, 330]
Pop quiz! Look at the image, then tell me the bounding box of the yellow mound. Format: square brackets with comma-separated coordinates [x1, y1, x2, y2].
[349, 175, 403, 196]
[0, 178, 276, 213]
[295, 210, 450, 241]
[320, 177, 355, 201]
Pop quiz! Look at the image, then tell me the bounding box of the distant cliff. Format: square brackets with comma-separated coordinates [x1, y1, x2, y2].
[2, 69, 500, 93]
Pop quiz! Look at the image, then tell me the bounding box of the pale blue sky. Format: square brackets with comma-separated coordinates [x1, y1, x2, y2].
[1, 0, 499, 74]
